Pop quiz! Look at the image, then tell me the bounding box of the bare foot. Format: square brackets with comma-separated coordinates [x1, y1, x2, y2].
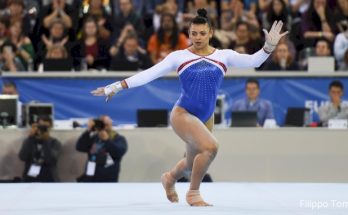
[161, 172, 179, 203]
[186, 190, 212, 206]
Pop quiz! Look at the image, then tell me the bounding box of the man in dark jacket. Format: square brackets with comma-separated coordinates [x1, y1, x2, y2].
[76, 115, 127, 182]
[19, 116, 61, 182]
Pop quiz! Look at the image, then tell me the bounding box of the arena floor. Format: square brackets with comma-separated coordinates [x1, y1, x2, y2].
[1, 183, 348, 215]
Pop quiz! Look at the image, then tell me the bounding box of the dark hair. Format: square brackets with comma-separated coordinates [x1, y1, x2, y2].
[3, 81, 17, 89]
[81, 16, 99, 40]
[124, 32, 138, 43]
[267, 0, 288, 30]
[50, 19, 66, 30]
[246, 78, 260, 88]
[344, 49, 348, 64]
[190, 8, 212, 29]
[157, 13, 179, 49]
[236, 21, 249, 31]
[0, 41, 17, 53]
[8, 0, 25, 8]
[304, 0, 334, 31]
[316, 38, 331, 47]
[329, 80, 344, 90]
[315, 38, 332, 54]
[8, 20, 24, 39]
[0, 18, 8, 27]
[37, 116, 53, 127]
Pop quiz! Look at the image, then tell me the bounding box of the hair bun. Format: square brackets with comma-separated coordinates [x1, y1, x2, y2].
[197, 8, 208, 18]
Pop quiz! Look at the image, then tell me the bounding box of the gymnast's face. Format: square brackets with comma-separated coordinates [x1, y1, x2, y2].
[189, 23, 213, 50]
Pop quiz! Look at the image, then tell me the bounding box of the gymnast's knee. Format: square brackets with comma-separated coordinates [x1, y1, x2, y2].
[203, 142, 218, 159]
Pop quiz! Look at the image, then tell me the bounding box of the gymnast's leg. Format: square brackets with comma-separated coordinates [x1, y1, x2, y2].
[168, 106, 218, 206]
[161, 147, 196, 203]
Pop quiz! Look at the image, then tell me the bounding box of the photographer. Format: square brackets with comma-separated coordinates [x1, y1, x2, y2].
[76, 115, 128, 182]
[18, 116, 62, 182]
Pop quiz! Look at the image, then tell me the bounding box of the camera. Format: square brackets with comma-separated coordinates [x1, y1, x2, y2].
[92, 119, 105, 131]
[34, 124, 49, 139]
[37, 124, 49, 133]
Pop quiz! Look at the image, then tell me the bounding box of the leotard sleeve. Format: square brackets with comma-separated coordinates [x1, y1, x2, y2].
[224, 48, 270, 68]
[125, 51, 178, 88]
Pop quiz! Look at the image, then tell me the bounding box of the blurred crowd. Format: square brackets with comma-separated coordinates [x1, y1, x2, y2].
[0, 0, 347, 73]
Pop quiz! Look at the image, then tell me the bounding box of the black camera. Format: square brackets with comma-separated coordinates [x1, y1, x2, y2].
[92, 119, 105, 131]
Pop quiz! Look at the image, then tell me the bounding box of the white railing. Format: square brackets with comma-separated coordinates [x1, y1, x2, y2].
[1, 70, 348, 78]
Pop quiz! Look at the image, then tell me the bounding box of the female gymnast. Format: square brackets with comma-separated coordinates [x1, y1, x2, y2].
[91, 9, 287, 206]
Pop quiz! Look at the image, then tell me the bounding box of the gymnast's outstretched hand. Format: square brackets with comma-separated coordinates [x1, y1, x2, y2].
[91, 81, 123, 102]
[262, 20, 289, 53]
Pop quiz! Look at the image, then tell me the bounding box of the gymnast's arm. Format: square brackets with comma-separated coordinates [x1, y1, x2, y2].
[224, 48, 271, 68]
[91, 52, 178, 100]
[225, 20, 288, 68]
[123, 52, 177, 88]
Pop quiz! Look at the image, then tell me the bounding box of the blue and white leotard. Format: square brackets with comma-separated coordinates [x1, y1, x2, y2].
[125, 48, 270, 123]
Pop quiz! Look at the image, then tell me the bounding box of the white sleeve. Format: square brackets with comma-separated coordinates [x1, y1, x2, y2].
[334, 34, 347, 62]
[125, 52, 178, 88]
[224, 48, 270, 68]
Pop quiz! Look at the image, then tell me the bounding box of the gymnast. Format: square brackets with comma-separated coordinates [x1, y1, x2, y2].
[91, 8, 287, 206]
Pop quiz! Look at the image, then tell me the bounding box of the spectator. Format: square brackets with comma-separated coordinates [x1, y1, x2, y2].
[290, 0, 310, 17]
[315, 39, 332, 56]
[109, 33, 153, 71]
[301, 0, 336, 47]
[298, 39, 333, 70]
[232, 78, 275, 126]
[109, 22, 136, 57]
[184, 0, 218, 30]
[112, 0, 144, 46]
[262, 0, 292, 32]
[1, 81, 23, 126]
[264, 42, 300, 70]
[2, 0, 31, 36]
[334, 30, 348, 70]
[71, 17, 109, 71]
[147, 13, 189, 64]
[36, 19, 71, 68]
[334, 0, 348, 33]
[6, 20, 35, 70]
[34, 0, 75, 44]
[19, 116, 62, 182]
[76, 116, 128, 182]
[41, 0, 73, 30]
[45, 44, 68, 59]
[278, 36, 297, 61]
[258, 0, 275, 13]
[0, 19, 8, 47]
[114, 0, 147, 16]
[153, 0, 183, 31]
[40, 44, 73, 72]
[145, 0, 185, 16]
[228, 21, 263, 54]
[79, 0, 113, 40]
[0, 41, 25, 72]
[1, 81, 18, 95]
[220, 0, 259, 32]
[318, 80, 348, 126]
